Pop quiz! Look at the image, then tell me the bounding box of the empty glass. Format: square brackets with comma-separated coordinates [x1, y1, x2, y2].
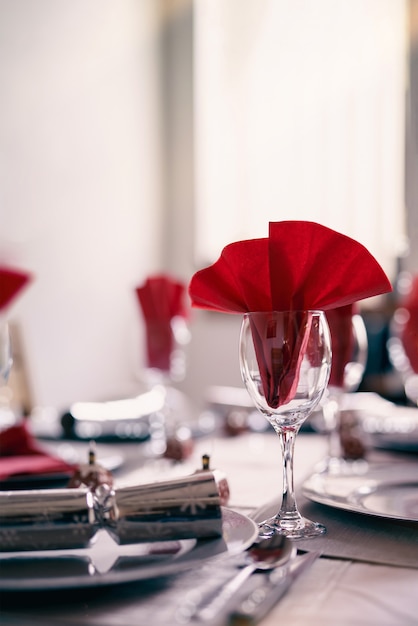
[239, 310, 331, 539]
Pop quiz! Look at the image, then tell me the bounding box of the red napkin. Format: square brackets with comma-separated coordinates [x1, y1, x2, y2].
[0, 421, 75, 481]
[326, 304, 356, 388]
[0, 266, 32, 312]
[249, 310, 314, 408]
[135, 274, 188, 372]
[189, 221, 392, 313]
[400, 275, 418, 373]
[189, 222, 391, 408]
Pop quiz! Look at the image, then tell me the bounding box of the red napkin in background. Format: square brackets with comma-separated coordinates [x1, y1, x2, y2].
[135, 274, 188, 372]
[189, 222, 392, 408]
[326, 304, 356, 388]
[0, 266, 32, 312]
[0, 421, 75, 481]
[400, 275, 418, 373]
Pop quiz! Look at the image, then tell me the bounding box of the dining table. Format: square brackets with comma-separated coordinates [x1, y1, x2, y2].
[1, 407, 418, 626]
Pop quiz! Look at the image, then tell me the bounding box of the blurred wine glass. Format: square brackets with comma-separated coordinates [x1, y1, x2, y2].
[314, 307, 368, 473]
[0, 321, 15, 430]
[142, 315, 191, 387]
[0, 321, 12, 384]
[388, 273, 418, 406]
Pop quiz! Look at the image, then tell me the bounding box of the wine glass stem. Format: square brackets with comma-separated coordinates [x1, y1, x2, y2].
[278, 427, 299, 520]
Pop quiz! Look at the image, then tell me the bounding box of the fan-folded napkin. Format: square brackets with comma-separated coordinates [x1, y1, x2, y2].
[189, 222, 392, 408]
[189, 222, 392, 313]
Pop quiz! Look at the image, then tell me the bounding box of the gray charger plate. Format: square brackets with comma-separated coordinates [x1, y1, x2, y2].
[303, 462, 418, 522]
[0, 507, 258, 591]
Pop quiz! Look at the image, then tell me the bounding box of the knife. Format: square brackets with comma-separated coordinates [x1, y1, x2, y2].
[227, 551, 319, 626]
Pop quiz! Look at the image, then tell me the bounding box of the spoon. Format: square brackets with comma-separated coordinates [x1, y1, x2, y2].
[191, 533, 296, 622]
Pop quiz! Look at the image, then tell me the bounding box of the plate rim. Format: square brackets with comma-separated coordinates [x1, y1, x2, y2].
[302, 464, 418, 523]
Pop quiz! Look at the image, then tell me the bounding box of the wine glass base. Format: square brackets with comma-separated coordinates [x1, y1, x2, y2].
[258, 515, 326, 540]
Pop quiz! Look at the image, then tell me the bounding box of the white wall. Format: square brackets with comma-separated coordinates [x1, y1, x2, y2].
[0, 0, 164, 411]
[0, 1, 412, 419]
[194, 0, 407, 280]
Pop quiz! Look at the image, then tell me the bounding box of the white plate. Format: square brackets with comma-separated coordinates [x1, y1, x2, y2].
[303, 463, 418, 522]
[0, 507, 258, 591]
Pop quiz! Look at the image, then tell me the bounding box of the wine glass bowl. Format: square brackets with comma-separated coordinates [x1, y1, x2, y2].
[388, 306, 418, 406]
[341, 314, 368, 392]
[239, 310, 331, 539]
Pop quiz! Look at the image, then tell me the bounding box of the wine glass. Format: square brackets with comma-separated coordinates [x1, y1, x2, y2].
[239, 310, 331, 539]
[388, 306, 418, 406]
[0, 321, 12, 384]
[319, 312, 368, 473]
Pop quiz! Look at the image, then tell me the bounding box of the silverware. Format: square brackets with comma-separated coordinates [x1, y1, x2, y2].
[227, 550, 319, 625]
[185, 534, 296, 623]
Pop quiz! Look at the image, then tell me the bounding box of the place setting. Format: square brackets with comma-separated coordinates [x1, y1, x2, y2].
[189, 220, 393, 541]
[2, 222, 417, 625]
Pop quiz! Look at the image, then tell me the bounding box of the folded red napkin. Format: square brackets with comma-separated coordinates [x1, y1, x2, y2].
[0, 421, 75, 481]
[189, 222, 392, 313]
[135, 274, 188, 372]
[400, 274, 418, 373]
[0, 266, 32, 312]
[326, 304, 356, 388]
[189, 222, 392, 408]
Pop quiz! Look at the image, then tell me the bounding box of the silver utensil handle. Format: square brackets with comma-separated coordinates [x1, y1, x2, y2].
[228, 551, 320, 625]
[195, 563, 256, 622]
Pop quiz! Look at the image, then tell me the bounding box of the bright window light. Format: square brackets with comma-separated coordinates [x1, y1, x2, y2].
[194, 0, 407, 281]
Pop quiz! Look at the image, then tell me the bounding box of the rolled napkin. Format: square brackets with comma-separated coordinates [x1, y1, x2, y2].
[0, 265, 32, 312]
[0, 421, 76, 482]
[400, 274, 418, 373]
[135, 274, 189, 373]
[0, 471, 223, 551]
[189, 221, 392, 408]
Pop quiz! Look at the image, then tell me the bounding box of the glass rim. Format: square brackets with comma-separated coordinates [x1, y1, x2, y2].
[242, 310, 325, 316]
